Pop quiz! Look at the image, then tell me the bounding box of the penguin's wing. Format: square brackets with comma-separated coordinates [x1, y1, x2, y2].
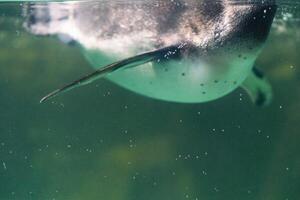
[40, 45, 182, 103]
[241, 67, 273, 107]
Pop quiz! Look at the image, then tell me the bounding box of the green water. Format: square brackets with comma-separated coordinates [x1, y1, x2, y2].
[0, 1, 300, 200]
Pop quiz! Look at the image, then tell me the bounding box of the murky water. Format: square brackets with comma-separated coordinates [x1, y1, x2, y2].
[0, 1, 300, 200]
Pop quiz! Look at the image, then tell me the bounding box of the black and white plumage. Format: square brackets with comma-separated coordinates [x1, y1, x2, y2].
[24, 0, 277, 105]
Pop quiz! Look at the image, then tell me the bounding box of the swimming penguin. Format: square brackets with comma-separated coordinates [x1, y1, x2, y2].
[23, 0, 277, 106]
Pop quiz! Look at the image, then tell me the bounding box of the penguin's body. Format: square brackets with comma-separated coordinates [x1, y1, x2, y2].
[24, 0, 277, 105]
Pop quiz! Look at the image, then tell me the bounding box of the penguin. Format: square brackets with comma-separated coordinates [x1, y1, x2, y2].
[23, 0, 277, 106]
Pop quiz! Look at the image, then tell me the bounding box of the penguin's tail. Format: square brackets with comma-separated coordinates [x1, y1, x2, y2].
[22, 3, 75, 44]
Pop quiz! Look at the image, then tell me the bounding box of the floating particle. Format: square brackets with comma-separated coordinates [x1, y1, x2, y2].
[3, 162, 7, 170]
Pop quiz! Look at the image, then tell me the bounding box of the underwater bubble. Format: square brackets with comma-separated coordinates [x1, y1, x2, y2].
[2, 162, 7, 170]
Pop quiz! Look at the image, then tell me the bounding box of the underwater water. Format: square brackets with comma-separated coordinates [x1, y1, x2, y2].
[0, 0, 300, 200]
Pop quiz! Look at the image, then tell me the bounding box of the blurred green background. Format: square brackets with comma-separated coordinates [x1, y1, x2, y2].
[0, 2, 300, 200]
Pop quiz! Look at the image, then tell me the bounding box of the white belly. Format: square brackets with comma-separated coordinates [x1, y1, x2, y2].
[83, 48, 256, 103]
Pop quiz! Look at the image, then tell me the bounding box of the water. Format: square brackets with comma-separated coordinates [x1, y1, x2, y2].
[0, 1, 300, 200]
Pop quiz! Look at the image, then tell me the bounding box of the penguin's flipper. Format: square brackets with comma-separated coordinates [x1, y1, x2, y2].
[241, 67, 273, 107]
[40, 45, 181, 103]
